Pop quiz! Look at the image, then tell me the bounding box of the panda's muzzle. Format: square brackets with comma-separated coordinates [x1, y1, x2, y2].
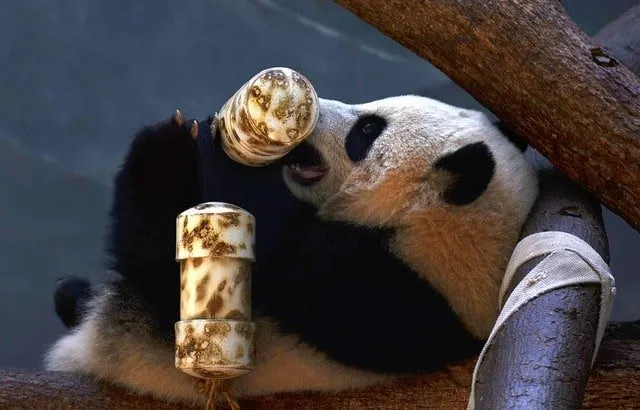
[280, 141, 328, 186]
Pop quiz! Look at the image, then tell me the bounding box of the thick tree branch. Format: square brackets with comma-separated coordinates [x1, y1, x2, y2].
[332, 0, 640, 232]
[1, 324, 638, 409]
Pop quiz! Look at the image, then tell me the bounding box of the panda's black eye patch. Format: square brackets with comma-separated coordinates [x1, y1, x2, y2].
[345, 114, 387, 162]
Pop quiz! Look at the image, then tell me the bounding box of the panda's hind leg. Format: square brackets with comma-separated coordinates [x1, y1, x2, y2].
[44, 281, 206, 406]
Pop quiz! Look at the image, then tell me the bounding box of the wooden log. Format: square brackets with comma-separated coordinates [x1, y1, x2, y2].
[331, 0, 640, 233]
[1, 322, 638, 409]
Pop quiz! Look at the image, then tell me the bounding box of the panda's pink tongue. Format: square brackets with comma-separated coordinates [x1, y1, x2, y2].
[288, 164, 328, 185]
[293, 165, 326, 179]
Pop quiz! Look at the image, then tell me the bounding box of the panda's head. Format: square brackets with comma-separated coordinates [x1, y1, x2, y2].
[275, 95, 538, 339]
[280, 95, 537, 228]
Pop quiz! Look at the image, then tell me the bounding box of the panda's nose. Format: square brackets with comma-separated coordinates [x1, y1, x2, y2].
[312, 99, 357, 137]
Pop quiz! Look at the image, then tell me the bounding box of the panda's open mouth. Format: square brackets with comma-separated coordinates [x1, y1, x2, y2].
[281, 141, 328, 186]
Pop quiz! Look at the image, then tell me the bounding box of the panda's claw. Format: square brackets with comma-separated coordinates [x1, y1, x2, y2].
[172, 109, 198, 141]
[173, 109, 185, 127]
[190, 120, 199, 140]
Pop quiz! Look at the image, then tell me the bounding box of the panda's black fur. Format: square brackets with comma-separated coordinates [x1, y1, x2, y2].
[54, 111, 482, 373]
[49, 95, 535, 403]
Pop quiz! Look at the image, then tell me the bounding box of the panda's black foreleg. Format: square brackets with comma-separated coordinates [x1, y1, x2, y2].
[54, 111, 204, 330]
[107, 110, 203, 279]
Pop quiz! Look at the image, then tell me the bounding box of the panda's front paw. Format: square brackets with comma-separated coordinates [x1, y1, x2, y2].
[119, 109, 202, 206]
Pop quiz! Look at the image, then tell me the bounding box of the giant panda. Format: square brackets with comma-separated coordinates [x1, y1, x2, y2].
[44, 94, 538, 406]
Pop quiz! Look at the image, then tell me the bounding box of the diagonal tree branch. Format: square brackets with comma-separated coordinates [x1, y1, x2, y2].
[332, 0, 640, 232]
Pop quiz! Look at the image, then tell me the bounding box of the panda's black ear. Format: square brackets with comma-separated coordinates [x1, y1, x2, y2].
[494, 119, 528, 152]
[434, 142, 495, 206]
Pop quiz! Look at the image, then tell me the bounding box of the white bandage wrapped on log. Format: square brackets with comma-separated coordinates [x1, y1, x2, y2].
[467, 231, 616, 409]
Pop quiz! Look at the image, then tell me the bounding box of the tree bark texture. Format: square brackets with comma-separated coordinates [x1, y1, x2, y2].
[332, 0, 640, 233]
[472, 149, 607, 410]
[1, 324, 638, 409]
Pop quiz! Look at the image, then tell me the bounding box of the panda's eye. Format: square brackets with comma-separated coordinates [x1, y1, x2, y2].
[362, 122, 376, 134]
[346, 114, 387, 162]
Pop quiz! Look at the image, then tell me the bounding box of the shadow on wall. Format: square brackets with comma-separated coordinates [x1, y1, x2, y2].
[0, 0, 637, 370]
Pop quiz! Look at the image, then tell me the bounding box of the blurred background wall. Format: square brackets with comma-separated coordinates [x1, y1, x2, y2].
[1, 0, 638, 369]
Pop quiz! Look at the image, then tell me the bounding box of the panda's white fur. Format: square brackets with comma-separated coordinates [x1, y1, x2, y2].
[45, 285, 391, 405]
[44, 95, 537, 406]
[290, 95, 539, 337]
